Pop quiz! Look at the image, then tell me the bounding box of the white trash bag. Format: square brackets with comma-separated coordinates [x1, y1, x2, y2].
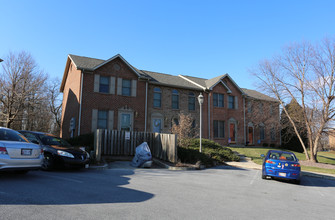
[131, 142, 153, 168]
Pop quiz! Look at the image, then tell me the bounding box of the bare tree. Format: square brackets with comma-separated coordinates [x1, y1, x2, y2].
[47, 78, 62, 135]
[0, 51, 47, 128]
[171, 112, 198, 147]
[252, 38, 335, 162]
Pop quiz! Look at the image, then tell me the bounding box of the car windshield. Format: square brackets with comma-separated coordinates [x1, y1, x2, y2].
[39, 134, 72, 147]
[269, 152, 297, 162]
[0, 129, 28, 142]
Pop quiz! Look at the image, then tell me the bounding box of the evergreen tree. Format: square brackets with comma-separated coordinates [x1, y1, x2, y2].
[281, 99, 308, 152]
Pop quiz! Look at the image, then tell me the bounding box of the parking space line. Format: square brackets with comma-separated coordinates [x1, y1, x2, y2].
[250, 170, 259, 185]
[38, 173, 83, 183]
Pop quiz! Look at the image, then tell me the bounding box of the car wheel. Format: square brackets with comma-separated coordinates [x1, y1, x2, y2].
[42, 154, 54, 171]
[261, 174, 267, 179]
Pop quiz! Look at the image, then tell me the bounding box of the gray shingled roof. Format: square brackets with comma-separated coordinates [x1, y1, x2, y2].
[141, 70, 202, 90]
[67, 54, 277, 101]
[69, 54, 104, 70]
[205, 74, 227, 88]
[242, 88, 278, 102]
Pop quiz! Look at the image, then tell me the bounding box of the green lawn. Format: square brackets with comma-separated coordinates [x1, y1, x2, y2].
[227, 146, 335, 175]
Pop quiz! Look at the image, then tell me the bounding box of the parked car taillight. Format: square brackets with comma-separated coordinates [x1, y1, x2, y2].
[291, 163, 300, 167]
[265, 160, 276, 164]
[0, 147, 8, 155]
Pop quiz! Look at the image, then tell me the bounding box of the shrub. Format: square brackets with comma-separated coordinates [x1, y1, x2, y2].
[263, 143, 269, 147]
[270, 143, 276, 148]
[177, 138, 239, 167]
[67, 133, 94, 152]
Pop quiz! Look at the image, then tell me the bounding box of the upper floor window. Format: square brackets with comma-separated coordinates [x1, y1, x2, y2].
[122, 79, 131, 96]
[247, 101, 252, 113]
[213, 93, 224, 107]
[259, 103, 263, 114]
[270, 104, 273, 115]
[214, 120, 225, 138]
[172, 89, 179, 109]
[228, 95, 235, 109]
[153, 87, 162, 108]
[188, 92, 195, 111]
[99, 76, 109, 93]
[98, 110, 108, 129]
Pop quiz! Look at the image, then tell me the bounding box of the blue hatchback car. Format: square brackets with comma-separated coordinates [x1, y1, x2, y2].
[261, 150, 301, 184]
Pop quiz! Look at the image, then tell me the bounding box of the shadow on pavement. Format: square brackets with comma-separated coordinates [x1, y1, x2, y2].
[210, 165, 248, 171]
[0, 168, 154, 205]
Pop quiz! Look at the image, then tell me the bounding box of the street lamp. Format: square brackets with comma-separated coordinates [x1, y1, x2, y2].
[198, 93, 204, 152]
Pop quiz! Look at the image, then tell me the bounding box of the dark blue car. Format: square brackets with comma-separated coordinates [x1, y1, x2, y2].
[261, 150, 301, 184]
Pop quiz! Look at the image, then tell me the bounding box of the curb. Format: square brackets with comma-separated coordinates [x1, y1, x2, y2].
[88, 163, 109, 170]
[301, 171, 335, 181]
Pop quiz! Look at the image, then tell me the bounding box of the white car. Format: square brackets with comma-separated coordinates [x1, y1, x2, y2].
[0, 127, 43, 173]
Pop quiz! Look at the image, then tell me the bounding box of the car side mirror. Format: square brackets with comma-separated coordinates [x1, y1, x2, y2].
[260, 154, 265, 158]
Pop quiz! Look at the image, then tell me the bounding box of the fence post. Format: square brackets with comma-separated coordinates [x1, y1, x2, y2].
[95, 129, 102, 162]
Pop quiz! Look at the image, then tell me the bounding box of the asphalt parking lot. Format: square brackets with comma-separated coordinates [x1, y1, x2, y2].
[1, 164, 335, 220]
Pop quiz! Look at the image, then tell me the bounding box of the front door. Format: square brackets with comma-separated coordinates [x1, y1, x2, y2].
[248, 127, 254, 145]
[152, 118, 162, 133]
[229, 123, 236, 143]
[120, 113, 132, 131]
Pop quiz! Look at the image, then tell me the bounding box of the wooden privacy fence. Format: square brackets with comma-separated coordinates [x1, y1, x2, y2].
[94, 129, 178, 163]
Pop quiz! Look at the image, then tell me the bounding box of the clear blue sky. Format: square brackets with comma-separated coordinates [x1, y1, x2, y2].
[1, 0, 335, 90]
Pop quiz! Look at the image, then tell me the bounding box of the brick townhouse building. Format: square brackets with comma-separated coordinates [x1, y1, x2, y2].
[60, 54, 280, 146]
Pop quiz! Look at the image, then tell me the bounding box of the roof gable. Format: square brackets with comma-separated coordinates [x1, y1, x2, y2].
[93, 54, 144, 78]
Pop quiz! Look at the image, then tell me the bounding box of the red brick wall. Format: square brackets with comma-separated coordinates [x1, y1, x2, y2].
[245, 99, 281, 146]
[60, 61, 81, 139]
[208, 80, 245, 145]
[147, 85, 202, 133]
[79, 57, 146, 135]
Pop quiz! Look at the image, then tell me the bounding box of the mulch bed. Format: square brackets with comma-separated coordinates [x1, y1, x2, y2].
[299, 160, 335, 170]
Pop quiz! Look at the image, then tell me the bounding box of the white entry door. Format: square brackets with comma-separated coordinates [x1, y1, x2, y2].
[120, 113, 132, 131]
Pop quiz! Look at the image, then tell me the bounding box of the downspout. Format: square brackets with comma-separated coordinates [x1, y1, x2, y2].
[145, 81, 148, 132]
[243, 96, 246, 145]
[208, 91, 210, 139]
[78, 71, 84, 136]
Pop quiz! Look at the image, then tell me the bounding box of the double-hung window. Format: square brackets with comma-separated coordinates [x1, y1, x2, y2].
[228, 95, 235, 109]
[260, 125, 265, 140]
[97, 110, 108, 129]
[153, 87, 162, 108]
[188, 92, 195, 111]
[214, 120, 224, 138]
[99, 76, 109, 93]
[271, 127, 276, 141]
[172, 90, 179, 109]
[213, 93, 224, 107]
[122, 79, 131, 96]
